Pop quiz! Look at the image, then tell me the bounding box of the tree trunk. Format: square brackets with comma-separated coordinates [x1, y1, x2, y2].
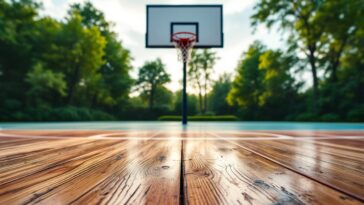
[198, 92, 203, 114]
[90, 94, 97, 108]
[308, 46, 319, 113]
[149, 86, 155, 110]
[68, 65, 80, 105]
[330, 39, 347, 82]
[197, 82, 203, 114]
[203, 86, 207, 114]
[203, 74, 208, 114]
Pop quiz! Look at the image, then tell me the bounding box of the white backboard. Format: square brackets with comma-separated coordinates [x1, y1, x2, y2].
[146, 5, 223, 48]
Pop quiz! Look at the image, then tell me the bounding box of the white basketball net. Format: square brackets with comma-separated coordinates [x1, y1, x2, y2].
[172, 32, 196, 63]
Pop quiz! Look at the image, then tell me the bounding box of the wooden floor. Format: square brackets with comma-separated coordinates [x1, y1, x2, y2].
[0, 130, 363, 205]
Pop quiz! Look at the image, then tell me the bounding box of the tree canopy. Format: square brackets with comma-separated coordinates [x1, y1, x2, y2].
[136, 58, 171, 110]
[0, 0, 363, 122]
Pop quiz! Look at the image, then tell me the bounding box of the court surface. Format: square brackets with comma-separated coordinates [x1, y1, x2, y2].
[0, 125, 363, 204]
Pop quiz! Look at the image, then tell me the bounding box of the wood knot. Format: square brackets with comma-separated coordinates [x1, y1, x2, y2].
[159, 156, 166, 162]
[162, 165, 170, 169]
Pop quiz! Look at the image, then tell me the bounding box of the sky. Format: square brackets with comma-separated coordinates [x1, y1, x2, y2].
[39, 0, 285, 92]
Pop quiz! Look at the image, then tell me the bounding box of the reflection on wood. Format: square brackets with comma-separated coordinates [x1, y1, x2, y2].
[184, 132, 362, 205]
[0, 132, 181, 204]
[0, 130, 363, 205]
[214, 131, 364, 201]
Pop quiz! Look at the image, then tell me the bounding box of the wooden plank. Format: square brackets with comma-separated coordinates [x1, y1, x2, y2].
[0, 131, 181, 205]
[183, 132, 363, 205]
[214, 132, 364, 201]
[1, 130, 363, 205]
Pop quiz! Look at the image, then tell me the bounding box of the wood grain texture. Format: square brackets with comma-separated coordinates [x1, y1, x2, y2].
[213, 131, 364, 201]
[0, 131, 181, 205]
[0, 130, 363, 205]
[184, 132, 363, 205]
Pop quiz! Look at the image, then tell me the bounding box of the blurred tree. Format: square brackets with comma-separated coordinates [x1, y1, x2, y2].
[31, 17, 61, 65]
[1, 0, 363, 122]
[209, 73, 234, 115]
[228, 42, 301, 120]
[154, 86, 174, 110]
[251, 0, 364, 115]
[227, 41, 266, 119]
[200, 49, 218, 113]
[25, 63, 67, 105]
[70, 2, 133, 108]
[188, 50, 203, 113]
[139, 86, 174, 111]
[188, 49, 218, 114]
[57, 13, 106, 105]
[0, 0, 40, 106]
[136, 59, 171, 110]
[317, 0, 364, 82]
[251, 0, 324, 112]
[258, 50, 301, 119]
[174, 90, 198, 116]
[70, 2, 110, 33]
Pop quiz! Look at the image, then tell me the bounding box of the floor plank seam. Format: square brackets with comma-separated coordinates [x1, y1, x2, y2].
[180, 139, 186, 205]
[208, 132, 364, 203]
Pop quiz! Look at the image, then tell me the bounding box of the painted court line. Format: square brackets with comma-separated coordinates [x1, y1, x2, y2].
[0, 132, 363, 141]
[0, 131, 164, 141]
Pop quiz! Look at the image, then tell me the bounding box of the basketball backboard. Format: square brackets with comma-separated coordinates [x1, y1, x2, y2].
[146, 5, 223, 48]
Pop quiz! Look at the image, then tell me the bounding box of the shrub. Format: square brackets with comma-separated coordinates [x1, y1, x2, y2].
[320, 113, 340, 122]
[347, 106, 364, 122]
[51, 107, 115, 121]
[158, 116, 181, 121]
[0, 106, 116, 122]
[159, 115, 240, 121]
[295, 112, 318, 121]
[92, 110, 116, 121]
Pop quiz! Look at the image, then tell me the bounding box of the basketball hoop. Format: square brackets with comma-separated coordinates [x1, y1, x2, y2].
[172, 32, 196, 63]
[147, 5, 223, 125]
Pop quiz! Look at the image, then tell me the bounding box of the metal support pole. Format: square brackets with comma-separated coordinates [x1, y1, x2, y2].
[182, 61, 188, 125]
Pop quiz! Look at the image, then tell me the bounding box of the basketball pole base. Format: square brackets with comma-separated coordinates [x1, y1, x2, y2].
[182, 61, 188, 125]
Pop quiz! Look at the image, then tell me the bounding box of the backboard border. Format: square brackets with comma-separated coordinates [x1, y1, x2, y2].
[146, 4, 224, 49]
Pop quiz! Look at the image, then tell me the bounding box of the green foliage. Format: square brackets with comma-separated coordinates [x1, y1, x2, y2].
[0, 0, 39, 102]
[58, 13, 106, 105]
[251, 0, 323, 112]
[26, 63, 67, 98]
[347, 106, 364, 122]
[158, 116, 181, 121]
[320, 113, 340, 122]
[209, 73, 234, 115]
[227, 41, 266, 119]
[258, 50, 301, 120]
[173, 90, 198, 116]
[70, 2, 133, 107]
[158, 115, 240, 121]
[154, 86, 174, 111]
[295, 112, 318, 122]
[136, 58, 171, 109]
[0, 1, 134, 121]
[228, 41, 302, 120]
[1, 0, 364, 122]
[51, 106, 115, 121]
[188, 49, 218, 114]
[258, 50, 298, 105]
[252, 0, 364, 116]
[1, 105, 115, 122]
